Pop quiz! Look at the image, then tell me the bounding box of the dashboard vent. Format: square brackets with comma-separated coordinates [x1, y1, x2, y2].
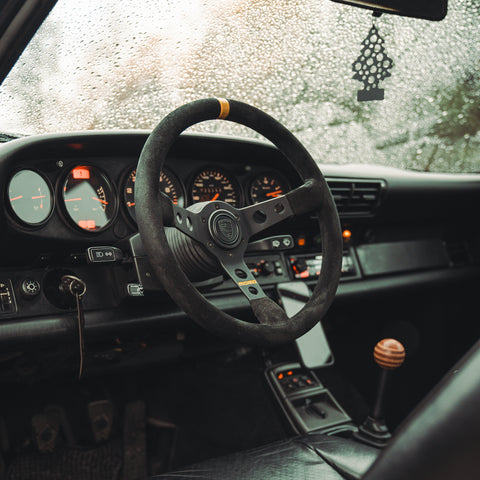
[326, 179, 385, 216]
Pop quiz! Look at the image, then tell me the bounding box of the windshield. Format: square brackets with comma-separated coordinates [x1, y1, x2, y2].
[0, 0, 479, 173]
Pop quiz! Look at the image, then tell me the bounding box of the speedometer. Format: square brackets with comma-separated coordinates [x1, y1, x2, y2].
[191, 168, 240, 207]
[62, 165, 116, 232]
[123, 167, 184, 222]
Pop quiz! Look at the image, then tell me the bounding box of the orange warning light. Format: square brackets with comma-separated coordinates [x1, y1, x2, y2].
[278, 373, 284, 380]
[342, 229, 352, 241]
[287, 371, 293, 376]
[72, 167, 90, 180]
[297, 237, 306, 247]
[79, 220, 96, 230]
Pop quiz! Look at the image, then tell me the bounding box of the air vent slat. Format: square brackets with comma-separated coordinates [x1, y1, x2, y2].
[326, 178, 384, 216]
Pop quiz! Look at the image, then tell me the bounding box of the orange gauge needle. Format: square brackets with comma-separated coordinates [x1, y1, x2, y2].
[65, 198, 82, 202]
[127, 202, 135, 207]
[10, 195, 23, 201]
[32, 195, 46, 199]
[92, 197, 108, 205]
[266, 191, 283, 198]
[211, 193, 220, 201]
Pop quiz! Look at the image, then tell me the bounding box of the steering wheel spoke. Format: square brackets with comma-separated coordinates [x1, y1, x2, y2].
[218, 256, 267, 302]
[170, 202, 210, 244]
[239, 179, 324, 238]
[239, 195, 294, 238]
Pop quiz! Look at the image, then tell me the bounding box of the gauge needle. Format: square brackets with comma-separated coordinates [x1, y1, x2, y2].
[65, 198, 82, 202]
[92, 197, 108, 205]
[127, 202, 135, 207]
[266, 191, 283, 198]
[32, 195, 46, 199]
[211, 193, 220, 201]
[10, 195, 23, 201]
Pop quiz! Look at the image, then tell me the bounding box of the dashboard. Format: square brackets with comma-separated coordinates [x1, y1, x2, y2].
[6, 149, 291, 233]
[0, 131, 479, 355]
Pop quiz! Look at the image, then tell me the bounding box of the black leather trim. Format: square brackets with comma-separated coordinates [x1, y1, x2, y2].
[152, 433, 378, 480]
[300, 433, 379, 480]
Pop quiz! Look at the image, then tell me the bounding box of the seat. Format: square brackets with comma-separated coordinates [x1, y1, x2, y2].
[153, 432, 379, 480]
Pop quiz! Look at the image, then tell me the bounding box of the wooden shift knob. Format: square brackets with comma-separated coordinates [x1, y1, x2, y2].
[374, 338, 405, 370]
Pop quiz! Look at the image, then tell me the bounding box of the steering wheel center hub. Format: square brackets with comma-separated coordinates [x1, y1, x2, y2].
[208, 209, 241, 249]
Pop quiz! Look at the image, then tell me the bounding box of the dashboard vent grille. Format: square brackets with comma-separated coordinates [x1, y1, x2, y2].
[327, 179, 385, 216]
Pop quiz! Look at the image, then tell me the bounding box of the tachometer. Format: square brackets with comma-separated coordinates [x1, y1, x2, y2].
[8, 170, 53, 225]
[249, 172, 289, 204]
[123, 167, 184, 222]
[62, 166, 116, 232]
[191, 168, 240, 207]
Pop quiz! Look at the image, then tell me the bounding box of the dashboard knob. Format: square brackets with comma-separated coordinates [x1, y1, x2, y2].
[293, 259, 307, 272]
[21, 278, 41, 297]
[257, 260, 275, 275]
[374, 338, 405, 370]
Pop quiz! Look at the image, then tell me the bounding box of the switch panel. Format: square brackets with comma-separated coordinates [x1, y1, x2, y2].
[0, 280, 17, 315]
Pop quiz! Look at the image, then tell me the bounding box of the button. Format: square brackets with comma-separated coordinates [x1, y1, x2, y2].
[275, 267, 283, 275]
[274, 261, 281, 267]
[87, 246, 122, 263]
[282, 237, 293, 248]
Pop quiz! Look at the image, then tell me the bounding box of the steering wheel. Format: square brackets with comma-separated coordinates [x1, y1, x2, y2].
[135, 98, 342, 345]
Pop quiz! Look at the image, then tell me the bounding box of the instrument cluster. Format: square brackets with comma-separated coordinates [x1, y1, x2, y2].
[6, 162, 290, 233]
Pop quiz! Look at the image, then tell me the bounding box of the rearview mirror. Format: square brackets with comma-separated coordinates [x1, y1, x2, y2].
[330, 0, 447, 21]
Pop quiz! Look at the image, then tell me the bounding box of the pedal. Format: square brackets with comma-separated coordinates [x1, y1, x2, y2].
[44, 405, 76, 445]
[32, 412, 60, 453]
[123, 400, 147, 480]
[88, 400, 114, 443]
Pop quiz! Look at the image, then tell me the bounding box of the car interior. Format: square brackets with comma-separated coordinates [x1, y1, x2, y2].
[0, 0, 479, 479]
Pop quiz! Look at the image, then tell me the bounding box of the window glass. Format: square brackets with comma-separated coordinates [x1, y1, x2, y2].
[0, 0, 479, 173]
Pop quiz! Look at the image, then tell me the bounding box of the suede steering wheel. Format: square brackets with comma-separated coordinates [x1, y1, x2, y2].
[135, 98, 342, 345]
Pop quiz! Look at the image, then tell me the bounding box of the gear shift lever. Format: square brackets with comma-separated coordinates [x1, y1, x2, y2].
[355, 338, 405, 447]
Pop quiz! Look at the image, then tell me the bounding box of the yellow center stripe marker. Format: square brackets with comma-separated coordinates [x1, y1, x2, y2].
[217, 98, 230, 119]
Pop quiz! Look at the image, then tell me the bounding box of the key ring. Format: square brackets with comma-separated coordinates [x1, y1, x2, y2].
[61, 274, 87, 297]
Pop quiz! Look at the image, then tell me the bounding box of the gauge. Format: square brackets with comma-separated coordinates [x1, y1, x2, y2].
[249, 172, 290, 204]
[62, 165, 116, 232]
[191, 168, 240, 207]
[8, 170, 53, 225]
[123, 167, 184, 222]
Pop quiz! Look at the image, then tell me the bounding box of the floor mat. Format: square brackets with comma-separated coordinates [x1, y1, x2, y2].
[7, 441, 122, 480]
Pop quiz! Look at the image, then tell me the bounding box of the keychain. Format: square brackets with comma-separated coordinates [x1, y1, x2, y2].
[60, 275, 87, 379]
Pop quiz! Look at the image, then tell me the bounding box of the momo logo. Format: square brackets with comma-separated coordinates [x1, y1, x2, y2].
[218, 218, 235, 240]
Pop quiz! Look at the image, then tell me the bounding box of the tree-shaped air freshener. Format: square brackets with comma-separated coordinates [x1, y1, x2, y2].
[352, 25, 393, 101]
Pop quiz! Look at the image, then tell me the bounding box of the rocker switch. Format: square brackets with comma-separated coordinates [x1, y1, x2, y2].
[0, 280, 16, 313]
[87, 246, 122, 264]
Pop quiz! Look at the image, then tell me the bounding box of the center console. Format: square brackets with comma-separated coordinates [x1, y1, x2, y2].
[265, 280, 356, 436]
[266, 362, 353, 435]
